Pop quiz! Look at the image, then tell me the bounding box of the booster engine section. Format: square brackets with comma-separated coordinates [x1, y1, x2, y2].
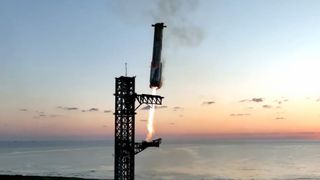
[150, 23, 166, 89]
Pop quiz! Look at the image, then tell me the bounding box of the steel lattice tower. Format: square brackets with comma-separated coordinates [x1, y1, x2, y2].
[114, 76, 163, 180]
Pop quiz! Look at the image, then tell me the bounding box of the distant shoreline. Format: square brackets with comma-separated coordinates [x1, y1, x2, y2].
[0, 175, 109, 180]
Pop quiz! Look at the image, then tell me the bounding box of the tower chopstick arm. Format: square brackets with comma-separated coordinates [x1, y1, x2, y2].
[135, 94, 163, 110]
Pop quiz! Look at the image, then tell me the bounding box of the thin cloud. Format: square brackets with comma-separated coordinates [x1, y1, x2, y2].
[141, 106, 150, 110]
[104, 110, 112, 113]
[173, 106, 183, 111]
[275, 117, 286, 120]
[275, 97, 288, 104]
[81, 108, 99, 112]
[34, 111, 55, 118]
[66, 107, 78, 110]
[240, 98, 263, 103]
[19, 109, 28, 112]
[240, 99, 249, 103]
[262, 105, 272, 109]
[140, 119, 147, 122]
[34, 111, 47, 118]
[202, 101, 215, 105]
[158, 106, 168, 109]
[88, 108, 99, 112]
[140, 105, 168, 111]
[275, 100, 282, 105]
[57, 106, 78, 111]
[230, 113, 250, 117]
[252, 98, 263, 102]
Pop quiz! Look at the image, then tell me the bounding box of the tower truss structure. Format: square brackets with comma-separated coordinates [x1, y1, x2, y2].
[114, 76, 163, 180]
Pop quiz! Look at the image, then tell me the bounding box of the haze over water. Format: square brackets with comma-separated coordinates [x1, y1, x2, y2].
[0, 140, 320, 180]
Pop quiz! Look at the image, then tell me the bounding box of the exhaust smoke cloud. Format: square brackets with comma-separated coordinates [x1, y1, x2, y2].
[114, 0, 204, 48]
[152, 0, 204, 47]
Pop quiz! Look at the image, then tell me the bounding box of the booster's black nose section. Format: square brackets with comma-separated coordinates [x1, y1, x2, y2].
[150, 23, 166, 89]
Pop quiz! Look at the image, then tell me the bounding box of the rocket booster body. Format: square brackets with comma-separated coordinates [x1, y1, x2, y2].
[150, 23, 166, 89]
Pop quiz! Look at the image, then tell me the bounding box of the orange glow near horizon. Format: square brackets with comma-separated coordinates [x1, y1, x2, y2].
[3, 94, 320, 140]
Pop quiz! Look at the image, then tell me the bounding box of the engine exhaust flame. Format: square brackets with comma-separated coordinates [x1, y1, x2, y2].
[146, 87, 157, 141]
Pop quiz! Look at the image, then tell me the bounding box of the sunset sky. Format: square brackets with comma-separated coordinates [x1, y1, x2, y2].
[1, 0, 320, 140]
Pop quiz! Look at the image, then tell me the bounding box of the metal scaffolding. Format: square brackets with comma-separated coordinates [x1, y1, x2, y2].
[114, 76, 163, 180]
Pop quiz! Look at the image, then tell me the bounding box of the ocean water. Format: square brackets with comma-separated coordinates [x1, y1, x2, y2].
[0, 140, 320, 179]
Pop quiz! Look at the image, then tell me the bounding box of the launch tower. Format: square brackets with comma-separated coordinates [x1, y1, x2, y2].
[114, 76, 163, 180]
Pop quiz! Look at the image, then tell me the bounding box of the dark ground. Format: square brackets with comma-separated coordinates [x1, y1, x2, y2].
[0, 175, 109, 180]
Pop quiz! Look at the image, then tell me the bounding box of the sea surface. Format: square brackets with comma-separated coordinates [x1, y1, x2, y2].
[0, 140, 320, 180]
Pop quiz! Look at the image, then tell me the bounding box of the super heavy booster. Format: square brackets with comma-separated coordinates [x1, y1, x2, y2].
[149, 23, 166, 89]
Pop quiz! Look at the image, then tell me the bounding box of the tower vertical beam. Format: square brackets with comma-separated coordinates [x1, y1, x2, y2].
[114, 76, 135, 180]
